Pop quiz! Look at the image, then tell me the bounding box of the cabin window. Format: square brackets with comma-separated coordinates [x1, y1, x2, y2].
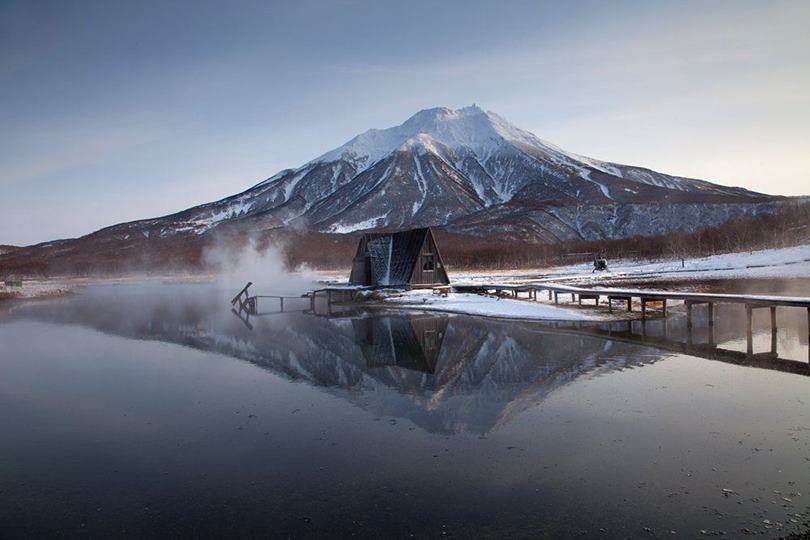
[422, 257, 435, 272]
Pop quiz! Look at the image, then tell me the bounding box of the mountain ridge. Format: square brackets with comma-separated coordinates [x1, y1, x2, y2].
[0, 105, 788, 275]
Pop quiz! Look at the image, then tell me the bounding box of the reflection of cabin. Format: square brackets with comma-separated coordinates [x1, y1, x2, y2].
[349, 227, 450, 288]
[352, 315, 448, 373]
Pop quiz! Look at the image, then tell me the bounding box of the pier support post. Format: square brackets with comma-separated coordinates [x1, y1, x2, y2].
[554, 292, 559, 305]
[707, 303, 714, 327]
[280, 297, 284, 312]
[627, 298, 632, 312]
[662, 299, 667, 317]
[770, 306, 777, 355]
[807, 307, 809, 362]
[746, 304, 753, 356]
[686, 301, 693, 329]
[641, 298, 647, 319]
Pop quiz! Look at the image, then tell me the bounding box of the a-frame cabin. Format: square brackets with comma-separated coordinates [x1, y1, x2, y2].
[349, 227, 450, 288]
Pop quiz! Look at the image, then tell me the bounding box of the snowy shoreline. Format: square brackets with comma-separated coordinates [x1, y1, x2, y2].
[377, 290, 625, 322]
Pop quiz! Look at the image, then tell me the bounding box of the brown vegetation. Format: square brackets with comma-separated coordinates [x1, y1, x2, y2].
[280, 200, 810, 271]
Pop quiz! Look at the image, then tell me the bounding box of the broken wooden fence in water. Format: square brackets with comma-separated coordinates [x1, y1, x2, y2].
[231, 282, 318, 316]
[232, 283, 360, 320]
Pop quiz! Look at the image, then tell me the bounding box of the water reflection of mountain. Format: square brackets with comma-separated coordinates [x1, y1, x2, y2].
[7, 284, 674, 434]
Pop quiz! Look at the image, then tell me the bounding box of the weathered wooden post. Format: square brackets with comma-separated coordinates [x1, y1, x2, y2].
[707, 302, 714, 326]
[627, 298, 632, 312]
[662, 299, 667, 317]
[554, 291, 559, 305]
[770, 306, 777, 355]
[746, 304, 753, 356]
[280, 297, 284, 312]
[641, 298, 647, 319]
[686, 300, 693, 328]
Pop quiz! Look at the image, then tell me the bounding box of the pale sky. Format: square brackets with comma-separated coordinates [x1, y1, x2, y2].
[1, 0, 808, 246]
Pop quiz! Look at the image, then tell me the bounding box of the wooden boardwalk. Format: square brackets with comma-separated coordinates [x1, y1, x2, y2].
[454, 282, 810, 360]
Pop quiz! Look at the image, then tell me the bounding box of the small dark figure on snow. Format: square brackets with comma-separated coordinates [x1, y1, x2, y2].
[592, 254, 608, 273]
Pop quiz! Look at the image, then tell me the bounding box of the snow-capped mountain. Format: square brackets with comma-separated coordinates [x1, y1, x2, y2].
[109, 104, 773, 242]
[6, 106, 784, 260]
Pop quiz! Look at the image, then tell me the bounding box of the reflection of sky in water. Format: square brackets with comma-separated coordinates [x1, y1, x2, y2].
[0, 283, 808, 538]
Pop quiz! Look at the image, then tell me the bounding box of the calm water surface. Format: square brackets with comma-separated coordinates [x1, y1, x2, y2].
[0, 283, 809, 538]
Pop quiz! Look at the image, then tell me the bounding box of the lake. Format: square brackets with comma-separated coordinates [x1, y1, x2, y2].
[1, 282, 808, 538]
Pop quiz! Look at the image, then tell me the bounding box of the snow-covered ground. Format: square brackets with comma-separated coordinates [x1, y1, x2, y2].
[381, 290, 609, 321]
[452, 244, 810, 285]
[312, 244, 810, 322]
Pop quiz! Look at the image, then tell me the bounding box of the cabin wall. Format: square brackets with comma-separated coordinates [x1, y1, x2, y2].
[349, 255, 371, 285]
[349, 238, 372, 286]
[409, 232, 450, 287]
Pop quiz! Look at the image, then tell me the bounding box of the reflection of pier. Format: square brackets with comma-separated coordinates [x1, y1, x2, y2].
[540, 318, 810, 377]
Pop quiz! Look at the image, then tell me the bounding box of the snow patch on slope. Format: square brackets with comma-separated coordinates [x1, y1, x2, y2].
[327, 213, 391, 233]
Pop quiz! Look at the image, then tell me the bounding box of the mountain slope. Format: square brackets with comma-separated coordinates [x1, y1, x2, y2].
[0, 105, 788, 275]
[154, 104, 772, 239]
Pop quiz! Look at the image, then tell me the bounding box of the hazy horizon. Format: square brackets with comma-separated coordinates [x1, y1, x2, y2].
[2, 0, 809, 246]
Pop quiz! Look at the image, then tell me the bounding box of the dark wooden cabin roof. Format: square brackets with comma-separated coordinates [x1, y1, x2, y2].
[350, 227, 448, 287]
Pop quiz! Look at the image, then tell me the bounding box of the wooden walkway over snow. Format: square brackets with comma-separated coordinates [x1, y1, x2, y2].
[454, 282, 810, 360]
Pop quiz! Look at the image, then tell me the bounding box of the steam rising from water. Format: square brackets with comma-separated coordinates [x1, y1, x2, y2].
[204, 236, 318, 298]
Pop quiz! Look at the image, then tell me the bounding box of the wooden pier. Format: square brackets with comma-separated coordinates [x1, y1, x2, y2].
[231, 283, 362, 322]
[232, 280, 810, 361]
[454, 282, 810, 360]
